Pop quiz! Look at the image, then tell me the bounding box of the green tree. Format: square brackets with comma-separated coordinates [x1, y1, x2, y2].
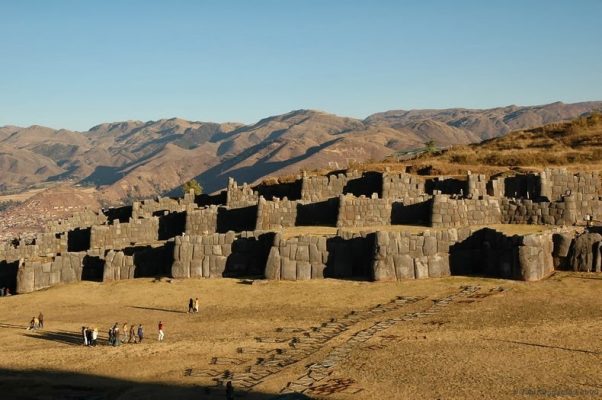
[182, 179, 203, 195]
[424, 139, 438, 154]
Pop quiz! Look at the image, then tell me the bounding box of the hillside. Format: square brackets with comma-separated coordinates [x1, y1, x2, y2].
[1, 101, 601, 203]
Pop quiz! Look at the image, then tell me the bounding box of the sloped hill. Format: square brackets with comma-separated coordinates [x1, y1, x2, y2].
[1, 101, 601, 203]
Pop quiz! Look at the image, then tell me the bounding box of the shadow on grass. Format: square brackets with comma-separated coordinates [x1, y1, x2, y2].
[0, 368, 312, 399]
[129, 306, 188, 314]
[23, 329, 86, 346]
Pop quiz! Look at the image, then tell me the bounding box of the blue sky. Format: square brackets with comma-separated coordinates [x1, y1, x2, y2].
[1, 0, 601, 130]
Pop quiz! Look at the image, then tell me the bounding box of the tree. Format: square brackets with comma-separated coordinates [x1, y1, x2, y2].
[424, 140, 438, 154]
[182, 179, 203, 195]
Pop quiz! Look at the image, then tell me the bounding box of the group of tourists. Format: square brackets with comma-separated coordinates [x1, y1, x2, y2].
[27, 312, 43, 330]
[107, 322, 145, 346]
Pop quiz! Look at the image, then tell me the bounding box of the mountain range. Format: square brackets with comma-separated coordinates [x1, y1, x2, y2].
[1, 101, 601, 203]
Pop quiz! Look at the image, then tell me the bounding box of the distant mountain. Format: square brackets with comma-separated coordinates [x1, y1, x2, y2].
[1, 101, 601, 203]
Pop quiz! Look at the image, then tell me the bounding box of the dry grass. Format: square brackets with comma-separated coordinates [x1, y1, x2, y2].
[1, 274, 602, 399]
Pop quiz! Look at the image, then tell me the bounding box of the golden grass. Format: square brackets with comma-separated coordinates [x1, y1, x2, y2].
[1, 274, 602, 399]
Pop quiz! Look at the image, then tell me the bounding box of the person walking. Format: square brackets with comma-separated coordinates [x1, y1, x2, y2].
[188, 298, 194, 313]
[129, 324, 136, 343]
[137, 324, 144, 343]
[92, 327, 98, 346]
[158, 321, 164, 341]
[122, 322, 129, 343]
[38, 312, 44, 329]
[82, 326, 88, 346]
[86, 327, 93, 346]
[194, 297, 199, 313]
[113, 323, 121, 346]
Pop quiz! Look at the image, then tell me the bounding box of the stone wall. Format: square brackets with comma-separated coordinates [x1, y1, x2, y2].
[430, 195, 502, 228]
[0, 233, 67, 262]
[301, 171, 363, 202]
[16, 250, 105, 294]
[90, 218, 159, 250]
[132, 192, 195, 219]
[425, 177, 467, 196]
[336, 195, 391, 228]
[467, 173, 488, 197]
[172, 231, 273, 279]
[44, 209, 107, 233]
[185, 206, 218, 235]
[541, 168, 602, 201]
[372, 230, 455, 281]
[381, 172, 425, 199]
[255, 197, 298, 230]
[227, 178, 259, 208]
[500, 198, 576, 225]
[103, 243, 174, 281]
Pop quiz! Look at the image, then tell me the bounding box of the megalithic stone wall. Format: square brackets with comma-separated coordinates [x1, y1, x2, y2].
[500, 197, 578, 225]
[541, 168, 602, 201]
[103, 250, 135, 281]
[381, 172, 425, 199]
[90, 217, 160, 250]
[430, 195, 502, 227]
[16, 249, 105, 294]
[371, 230, 454, 281]
[132, 193, 196, 219]
[336, 194, 392, 228]
[467, 172, 488, 198]
[0, 233, 67, 262]
[265, 234, 331, 280]
[185, 206, 219, 235]
[44, 209, 107, 233]
[227, 178, 259, 208]
[300, 171, 363, 202]
[255, 197, 298, 230]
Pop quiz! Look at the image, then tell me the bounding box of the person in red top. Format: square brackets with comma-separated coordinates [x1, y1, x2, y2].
[158, 321, 164, 341]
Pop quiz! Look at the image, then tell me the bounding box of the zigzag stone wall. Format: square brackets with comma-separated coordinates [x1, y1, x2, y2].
[431, 195, 502, 227]
[336, 195, 391, 228]
[90, 218, 159, 250]
[44, 209, 107, 233]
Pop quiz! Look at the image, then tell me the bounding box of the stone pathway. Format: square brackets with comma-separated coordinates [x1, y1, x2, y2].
[278, 285, 483, 397]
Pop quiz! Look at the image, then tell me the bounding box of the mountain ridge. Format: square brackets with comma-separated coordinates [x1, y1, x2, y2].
[1, 101, 601, 203]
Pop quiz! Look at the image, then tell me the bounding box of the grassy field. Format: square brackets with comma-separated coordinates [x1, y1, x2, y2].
[1, 273, 602, 399]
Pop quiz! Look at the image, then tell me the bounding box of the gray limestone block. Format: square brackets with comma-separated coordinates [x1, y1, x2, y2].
[222, 245, 232, 257]
[61, 265, 77, 284]
[311, 262, 325, 279]
[393, 254, 415, 280]
[309, 244, 321, 263]
[317, 237, 327, 251]
[35, 265, 51, 289]
[190, 259, 203, 278]
[49, 270, 61, 286]
[265, 247, 281, 280]
[414, 256, 429, 279]
[212, 245, 222, 256]
[281, 258, 297, 280]
[423, 236, 438, 256]
[427, 254, 446, 278]
[17, 265, 35, 294]
[211, 256, 228, 277]
[297, 261, 312, 280]
[171, 261, 188, 279]
[517, 246, 543, 281]
[373, 256, 396, 281]
[192, 244, 204, 260]
[552, 233, 573, 257]
[296, 245, 310, 262]
[202, 257, 210, 278]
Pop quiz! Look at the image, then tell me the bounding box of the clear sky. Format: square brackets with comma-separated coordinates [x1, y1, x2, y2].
[1, 0, 601, 131]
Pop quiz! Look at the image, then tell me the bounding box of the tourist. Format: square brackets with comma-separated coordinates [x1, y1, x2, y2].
[122, 322, 129, 343]
[92, 327, 98, 346]
[5, 288, 10, 296]
[82, 326, 88, 346]
[0, 287, 4, 296]
[137, 324, 144, 343]
[226, 381, 234, 400]
[194, 297, 199, 313]
[129, 324, 136, 343]
[33, 316, 40, 329]
[158, 321, 164, 341]
[27, 317, 36, 330]
[86, 327, 93, 346]
[108, 326, 114, 346]
[38, 312, 44, 329]
[188, 298, 194, 313]
[113, 323, 121, 346]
